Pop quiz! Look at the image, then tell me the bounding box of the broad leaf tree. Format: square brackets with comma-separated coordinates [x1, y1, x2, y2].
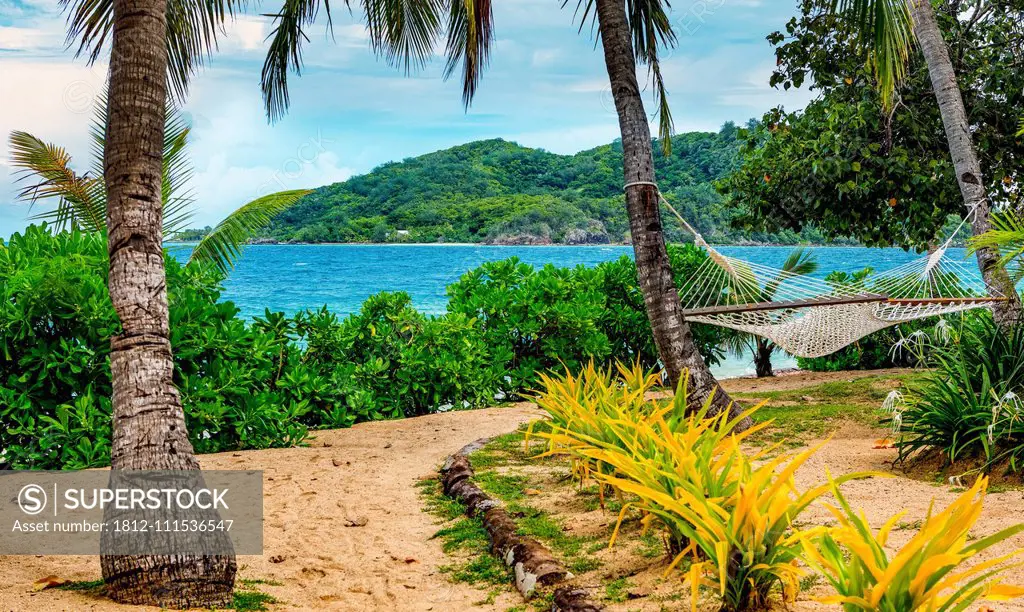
[726, 0, 1022, 324]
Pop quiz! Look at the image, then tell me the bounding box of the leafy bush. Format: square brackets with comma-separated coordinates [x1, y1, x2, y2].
[447, 246, 729, 397]
[801, 476, 1024, 611]
[294, 293, 497, 421]
[446, 258, 611, 395]
[896, 314, 1024, 469]
[0, 227, 313, 469]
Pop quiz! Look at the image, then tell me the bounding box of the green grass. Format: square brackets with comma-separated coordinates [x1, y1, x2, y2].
[440, 554, 512, 586]
[799, 574, 822, 592]
[476, 470, 530, 501]
[55, 579, 104, 592]
[232, 590, 278, 612]
[731, 373, 924, 445]
[605, 577, 631, 603]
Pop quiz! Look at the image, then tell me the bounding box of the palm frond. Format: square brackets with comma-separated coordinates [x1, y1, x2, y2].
[763, 248, 818, 301]
[828, 0, 915, 110]
[780, 247, 819, 277]
[8, 131, 106, 233]
[87, 93, 196, 236]
[565, 0, 675, 153]
[61, 0, 247, 100]
[187, 189, 311, 273]
[364, 0, 443, 74]
[650, 54, 674, 156]
[261, 0, 324, 123]
[969, 210, 1024, 271]
[161, 110, 196, 236]
[441, 0, 494, 107]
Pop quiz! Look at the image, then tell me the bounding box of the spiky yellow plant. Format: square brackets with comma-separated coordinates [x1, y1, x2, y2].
[533, 364, 871, 611]
[801, 476, 1024, 611]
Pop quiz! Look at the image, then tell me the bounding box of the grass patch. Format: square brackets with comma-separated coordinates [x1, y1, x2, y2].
[476, 470, 529, 501]
[232, 590, 278, 612]
[605, 577, 631, 603]
[799, 574, 822, 592]
[434, 517, 491, 554]
[731, 373, 924, 445]
[440, 554, 512, 586]
[55, 579, 104, 592]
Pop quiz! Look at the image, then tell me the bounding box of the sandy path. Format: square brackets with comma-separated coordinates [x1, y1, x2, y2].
[0, 404, 543, 612]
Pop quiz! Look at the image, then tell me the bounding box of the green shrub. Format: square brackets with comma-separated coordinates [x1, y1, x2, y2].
[0, 226, 313, 468]
[897, 314, 1024, 470]
[294, 293, 498, 420]
[446, 258, 612, 395]
[446, 245, 728, 397]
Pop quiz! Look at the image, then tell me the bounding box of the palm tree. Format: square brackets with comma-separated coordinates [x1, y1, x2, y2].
[60, 0, 247, 605]
[725, 249, 818, 377]
[257, 0, 745, 420]
[9, 104, 309, 275]
[832, 0, 1022, 327]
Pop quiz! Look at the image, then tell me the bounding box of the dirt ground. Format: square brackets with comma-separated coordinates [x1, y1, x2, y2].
[3, 369, 1024, 611]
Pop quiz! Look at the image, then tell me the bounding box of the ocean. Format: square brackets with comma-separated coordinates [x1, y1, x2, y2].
[167, 244, 976, 378]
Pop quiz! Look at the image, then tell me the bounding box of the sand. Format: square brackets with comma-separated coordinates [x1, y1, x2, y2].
[0, 404, 544, 611]
[3, 370, 1024, 611]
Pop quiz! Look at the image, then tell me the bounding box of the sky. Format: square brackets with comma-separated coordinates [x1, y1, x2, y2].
[0, 0, 817, 237]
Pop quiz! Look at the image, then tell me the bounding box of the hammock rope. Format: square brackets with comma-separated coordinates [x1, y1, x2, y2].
[631, 185, 1006, 358]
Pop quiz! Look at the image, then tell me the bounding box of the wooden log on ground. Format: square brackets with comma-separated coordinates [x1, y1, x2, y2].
[439, 438, 603, 610]
[553, 586, 605, 612]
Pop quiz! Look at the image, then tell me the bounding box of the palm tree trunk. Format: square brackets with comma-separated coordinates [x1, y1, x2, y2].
[100, 0, 235, 604]
[594, 0, 744, 424]
[908, 0, 1022, 326]
[754, 340, 774, 378]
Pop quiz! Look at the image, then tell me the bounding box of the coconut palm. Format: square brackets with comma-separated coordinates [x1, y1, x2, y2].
[58, 0, 255, 604]
[831, 0, 1022, 327]
[725, 249, 819, 378]
[257, 0, 749, 421]
[9, 104, 309, 275]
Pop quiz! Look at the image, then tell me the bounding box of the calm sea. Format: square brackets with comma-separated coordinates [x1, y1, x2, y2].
[167, 244, 976, 378]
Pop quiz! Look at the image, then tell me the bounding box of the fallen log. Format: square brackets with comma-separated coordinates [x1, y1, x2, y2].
[439, 437, 602, 611]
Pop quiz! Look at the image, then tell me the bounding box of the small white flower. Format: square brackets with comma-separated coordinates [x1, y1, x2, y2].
[933, 319, 952, 344]
[881, 390, 904, 413]
[987, 422, 996, 445]
[891, 411, 903, 436]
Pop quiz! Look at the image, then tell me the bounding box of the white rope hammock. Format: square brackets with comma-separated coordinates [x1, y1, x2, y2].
[629, 184, 1007, 358]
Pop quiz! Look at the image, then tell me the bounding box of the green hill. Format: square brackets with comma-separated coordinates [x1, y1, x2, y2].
[263, 125, 827, 245]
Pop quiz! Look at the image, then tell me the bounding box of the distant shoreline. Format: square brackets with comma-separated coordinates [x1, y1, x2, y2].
[165, 241, 902, 249]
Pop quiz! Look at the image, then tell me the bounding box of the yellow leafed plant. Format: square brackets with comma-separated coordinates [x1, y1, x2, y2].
[532, 364, 871, 611]
[801, 476, 1024, 611]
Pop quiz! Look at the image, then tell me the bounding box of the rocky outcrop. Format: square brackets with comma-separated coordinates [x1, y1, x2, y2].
[563, 221, 611, 245]
[485, 234, 554, 246]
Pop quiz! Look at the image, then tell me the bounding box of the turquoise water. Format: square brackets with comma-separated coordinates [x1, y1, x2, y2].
[167, 244, 977, 378]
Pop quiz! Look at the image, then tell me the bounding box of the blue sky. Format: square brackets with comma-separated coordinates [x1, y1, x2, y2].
[0, 0, 817, 236]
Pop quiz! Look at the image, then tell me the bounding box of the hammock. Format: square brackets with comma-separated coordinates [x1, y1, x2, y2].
[643, 187, 1007, 358]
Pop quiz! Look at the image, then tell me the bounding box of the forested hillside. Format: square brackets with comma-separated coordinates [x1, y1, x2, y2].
[264, 124, 832, 245]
